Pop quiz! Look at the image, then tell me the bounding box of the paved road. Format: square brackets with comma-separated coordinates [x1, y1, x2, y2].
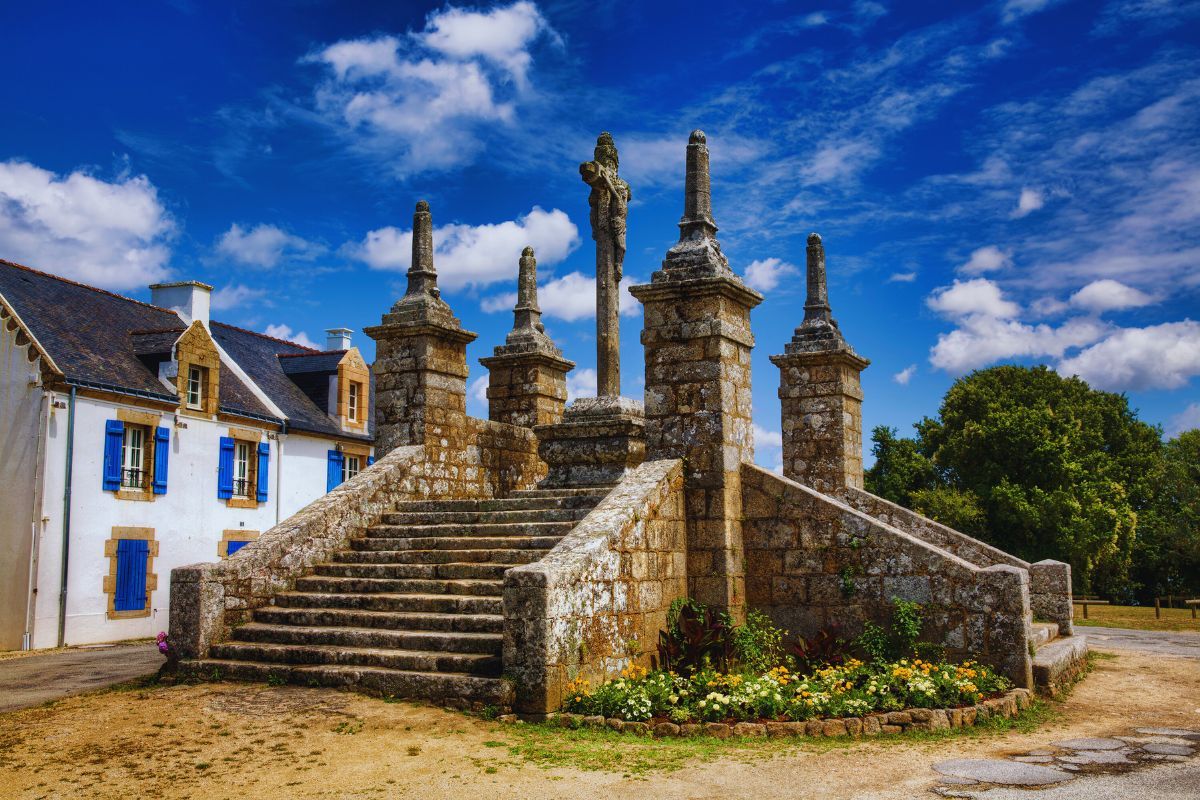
[0, 643, 162, 713]
[1081, 626, 1200, 658]
[943, 759, 1200, 799]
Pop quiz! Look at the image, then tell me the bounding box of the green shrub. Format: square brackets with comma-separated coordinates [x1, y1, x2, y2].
[732, 609, 787, 674]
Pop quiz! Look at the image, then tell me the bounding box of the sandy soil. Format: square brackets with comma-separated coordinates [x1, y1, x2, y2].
[1, 650, 1197, 800]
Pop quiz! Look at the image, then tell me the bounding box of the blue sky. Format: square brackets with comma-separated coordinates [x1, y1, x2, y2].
[2, 0, 1198, 469]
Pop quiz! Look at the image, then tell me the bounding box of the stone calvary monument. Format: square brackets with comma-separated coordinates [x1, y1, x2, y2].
[170, 130, 1081, 716]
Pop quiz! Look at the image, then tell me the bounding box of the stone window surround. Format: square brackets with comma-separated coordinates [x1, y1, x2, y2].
[225, 425, 266, 510]
[113, 408, 163, 503]
[102, 526, 159, 620]
[175, 321, 221, 420]
[336, 349, 369, 432]
[218, 529, 260, 558]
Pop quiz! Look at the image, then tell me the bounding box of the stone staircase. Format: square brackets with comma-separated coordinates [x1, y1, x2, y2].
[189, 485, 610, 706]
[1030, 621, 1089, 696]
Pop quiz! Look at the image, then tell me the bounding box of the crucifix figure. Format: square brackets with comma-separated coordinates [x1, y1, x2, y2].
[579, 131, 631, 398]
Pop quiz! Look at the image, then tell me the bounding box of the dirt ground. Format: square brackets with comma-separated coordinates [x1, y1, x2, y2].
[1, 649, 1198, 800]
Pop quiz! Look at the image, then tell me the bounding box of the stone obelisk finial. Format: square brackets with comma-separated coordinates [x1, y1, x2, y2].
[679, 130, 718, 240]
[803, 233, 832, 323]
[405, 199, 439, 299]
[512, 245, 543, 334]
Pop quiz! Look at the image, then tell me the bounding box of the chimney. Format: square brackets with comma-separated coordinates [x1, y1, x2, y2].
[325, 328, 353, 350]
[150, 281, 213, 327]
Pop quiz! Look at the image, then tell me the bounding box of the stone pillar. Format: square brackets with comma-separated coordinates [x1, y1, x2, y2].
[771, 233, 869, 496]
[479, 247, 574, 429]
[365, 200, 477, 463]
[630, 131, 763, 621]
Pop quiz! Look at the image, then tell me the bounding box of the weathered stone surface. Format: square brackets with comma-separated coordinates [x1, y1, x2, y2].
[1142, 742, 1194, 756]
[535, 396, 645, 488]
[933, 758, 1073, 786]
[653, 722, 681, 738]
[504, 459, 687, 714]
[732, 722, 767, 737]
[766, 721, 805, 737]
[705, 722, 731, 739]
[1033, 635, 1089, 696]
[1054, 737, 1131, 751]
[822, 719, 848, 737]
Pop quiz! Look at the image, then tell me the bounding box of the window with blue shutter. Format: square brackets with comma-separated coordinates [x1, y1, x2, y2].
[151, 426, 170, 495]
[217, 437, 235, 499]
[226, 539, 250, 556]
[102, 420, 124, 491]
[255, 442, 270, 503]
[114, 539, 149, 611]
[367, 455, 375, 467]
[326, 449, 344, 492]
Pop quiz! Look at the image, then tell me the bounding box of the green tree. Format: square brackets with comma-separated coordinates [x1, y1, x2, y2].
[864, 425, 939, 506]
[1130, 430, 1200, 601]
[917, 366, 1162, 595]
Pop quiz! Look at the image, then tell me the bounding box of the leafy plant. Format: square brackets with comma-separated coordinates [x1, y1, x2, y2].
[657, 598, 734, 674]
[854, 598, 926, 662]
[732, 609, 786, 674]
[789, 624, 847, 674]
[854, 621, 889, 663]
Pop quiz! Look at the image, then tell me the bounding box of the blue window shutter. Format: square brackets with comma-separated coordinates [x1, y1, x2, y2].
[102, 420, 124, 491]
[367, 455, 375, 467]
[226, 539, 250, 556]
[217, 436, 235, 499]
[152, 427, 170, 495]
[326, 449, 344, 492]
[255, 442, 270, 503]
[114, 539, 149, 611]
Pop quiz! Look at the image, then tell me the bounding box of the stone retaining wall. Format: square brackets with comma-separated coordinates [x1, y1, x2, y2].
[741, 464, 1033, 688]
[519, 688, 1033, 738]
[504, 459, 688, 715]
[845, 487, 1073, 637]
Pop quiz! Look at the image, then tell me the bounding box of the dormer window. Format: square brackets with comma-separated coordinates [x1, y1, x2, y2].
[348, 381, 362, 422]
[186, 365, 207, 410]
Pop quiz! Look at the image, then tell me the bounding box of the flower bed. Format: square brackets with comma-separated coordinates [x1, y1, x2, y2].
[525, 687, 1031, 739]
[561, 658, 1012, 725]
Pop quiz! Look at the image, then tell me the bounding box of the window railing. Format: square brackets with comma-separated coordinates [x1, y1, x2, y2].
[121, 468, 148, 489]
[231, 478, 254, 498]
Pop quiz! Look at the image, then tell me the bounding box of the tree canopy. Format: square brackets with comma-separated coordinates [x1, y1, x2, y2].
[866, 365, 1195, 600]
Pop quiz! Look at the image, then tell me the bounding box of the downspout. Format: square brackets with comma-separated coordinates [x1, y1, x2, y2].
[274, 420, 287, 525]
[56, 386, 76, 648]
[24, 388, 50, 650]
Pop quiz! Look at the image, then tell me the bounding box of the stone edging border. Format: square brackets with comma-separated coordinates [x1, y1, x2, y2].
[499, 688, 1032, 739]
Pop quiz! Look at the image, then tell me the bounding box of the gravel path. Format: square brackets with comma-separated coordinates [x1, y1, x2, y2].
[1081, 626, 1200, 658]
[0, 642, 161, 712]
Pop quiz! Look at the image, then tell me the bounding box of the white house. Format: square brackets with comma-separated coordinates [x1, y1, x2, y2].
[0, 259, 374, 650]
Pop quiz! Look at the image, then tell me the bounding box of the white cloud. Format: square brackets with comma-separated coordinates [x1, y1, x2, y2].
[743, 257, 799, 293]
[1031, 296, 1070, 317]
[1056, 320, 1200, 390]
[352, 206, 578, 291]
[1002, 0, 1063, 23]
[566, 367, 596, 401]
[617, 132, 767, 188]
[1167, 402, 1200, 437]
[888, 270, 918, 283]
[216, 223, 320, 268]
[534, 272, 639, 322]
[800, 11, 829, 27]
[468, 374, 489, 405]
[0, 159, 173, 290]
[1011, 187, 1044, 218]
[802, 139, 880, 184]
[893, 364, 917, 385]
[306, 2, 554, 175]
[211, 284, 268, 311]
[263, 323, 320, 350]
[927, 278, 1021, 319]
[929, 314, 1110, 373]
[753, 423, 783, 449]
[1068, 279, 1156, 313]
[481, 291, 518, 314]
[957, 245, 1012, 275]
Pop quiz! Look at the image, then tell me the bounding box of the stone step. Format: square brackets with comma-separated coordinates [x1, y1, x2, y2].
[1030, 622, 1058, 649]
[230, 623, 502, 654]
[275, 591, 503, 615]
[330, 548, 550, 565]
[183, 660, 513, 705]
[381, 508, 591, 525]
[209, 641, 503, 675]
[362, 521, 577, 538]
[294, 575, 502, 597]
[314, 561, 512, 580]
[349, 535, 564, 552]
[1033, 635, 1089, 696]
[510, 486, 613, 498]
[253, 606, 504, 634]
[392, 495, 603, 513]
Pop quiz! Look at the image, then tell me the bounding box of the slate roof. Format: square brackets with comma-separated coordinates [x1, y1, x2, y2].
[0, 258, 369, 439]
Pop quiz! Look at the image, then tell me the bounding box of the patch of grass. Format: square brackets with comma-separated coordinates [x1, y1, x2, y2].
[1075, 604, 1200, 632]
[494, 701, 1060, 775]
